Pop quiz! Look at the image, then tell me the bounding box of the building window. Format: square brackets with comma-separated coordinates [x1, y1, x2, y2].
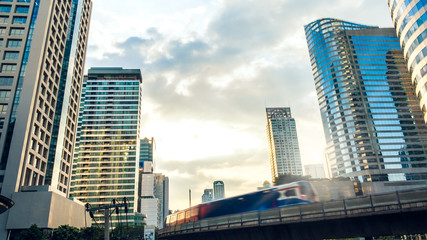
[0, 27, 5, 35]
[15, 6, 29, 14]
[12, 16, 26, 24]
[0, 90, 10, 100]
[0, 104, 7, 114]
[9, 28, 24, 36]
[17, 0, 31, 2]
[0, 5, 11, 13]
[0, 76, 13, 86]
[0, 16, 8, 24]
[1, 64, 16, 72]
[7, 39, 22, 48]
[4, 51, 19, 60]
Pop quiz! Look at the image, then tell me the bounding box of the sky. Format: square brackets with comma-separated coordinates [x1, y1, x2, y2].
[87, 0, 393, 211]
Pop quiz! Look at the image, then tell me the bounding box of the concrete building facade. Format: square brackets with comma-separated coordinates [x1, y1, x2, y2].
[0, 0, 92, 237]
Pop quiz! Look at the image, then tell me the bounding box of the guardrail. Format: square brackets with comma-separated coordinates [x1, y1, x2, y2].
[159, 187, 427, 237]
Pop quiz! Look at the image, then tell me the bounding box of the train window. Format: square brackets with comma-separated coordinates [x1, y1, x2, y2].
[285, 189, 297, 197]
[300, 185, 308, 195]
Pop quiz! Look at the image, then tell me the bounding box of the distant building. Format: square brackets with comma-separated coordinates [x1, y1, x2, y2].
[201, 189, 213, 203]
[138, 138, 169, 228]
[140, 137, 155, 172]
[304, 164, 326, 179]
[266, 107, 303, 183]
[154, 173, 169, 228]
[213, 181, 225, 200]
[257, 181, 272, 190]
[139, 172, 158, 227]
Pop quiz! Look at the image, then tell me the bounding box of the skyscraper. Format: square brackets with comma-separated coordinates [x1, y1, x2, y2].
[305, 18, 427, 182]
[140, 137, 155, 171]
[266, 107, 303, 182]
[70, 67, 143, 226]
[213, 180, 224, 200]
[0, 0, 92, 237]
[386, 0, 427, 122]
[154, 173, 169, 228]
[201, 188, 213, 203]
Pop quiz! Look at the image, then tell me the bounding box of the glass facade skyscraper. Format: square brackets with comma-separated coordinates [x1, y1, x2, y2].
[213, 180, 224, 200]
[387, 0, 427, 122]
[305, 18, 427, 182]
[140, 137, 155, 170]
[70, 67, 143, 225]
[266, 107, 303, 182]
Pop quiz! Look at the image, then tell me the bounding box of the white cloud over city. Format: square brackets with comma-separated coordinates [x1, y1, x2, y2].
[88, 0, 393, 210]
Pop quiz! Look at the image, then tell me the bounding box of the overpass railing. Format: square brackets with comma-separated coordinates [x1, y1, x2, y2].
[159, 187, 427, 237]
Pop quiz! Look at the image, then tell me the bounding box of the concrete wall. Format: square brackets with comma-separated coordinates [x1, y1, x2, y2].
[361, 180, 427, 195]
[6, 190, 90, 230]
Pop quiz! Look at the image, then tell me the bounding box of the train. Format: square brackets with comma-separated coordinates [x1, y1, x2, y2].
[165, 181, 319, 226]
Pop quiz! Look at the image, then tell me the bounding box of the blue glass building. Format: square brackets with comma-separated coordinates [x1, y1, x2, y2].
[387, 0, 427, 122]
[305, 18, 427, 182]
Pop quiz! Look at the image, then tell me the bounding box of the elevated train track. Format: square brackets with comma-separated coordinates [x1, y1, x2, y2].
[159, 188, 427, 240]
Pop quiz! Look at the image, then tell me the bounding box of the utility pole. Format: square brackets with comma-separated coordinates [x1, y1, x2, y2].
[104, 209, 110, 240]
[189, 189, 192, 208]
[85, 197, 129, 240]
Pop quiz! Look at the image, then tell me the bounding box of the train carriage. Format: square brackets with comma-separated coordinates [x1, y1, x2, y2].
[165, 181, 318, 227]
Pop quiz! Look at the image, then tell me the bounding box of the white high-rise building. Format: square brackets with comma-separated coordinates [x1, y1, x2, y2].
[266, 107, 303, 182]
[0, 0, 92, 237]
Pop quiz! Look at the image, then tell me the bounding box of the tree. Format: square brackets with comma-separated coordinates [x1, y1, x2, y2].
[274, 173, 312, 186]
[52, 225, 80, 240]
[111, 225, 145, 240]
[18, 224, 47, 240]
[79, 226, 103, 240]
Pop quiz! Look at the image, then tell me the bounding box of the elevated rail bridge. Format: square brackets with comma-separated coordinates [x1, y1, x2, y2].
[159, 188, 427, 240]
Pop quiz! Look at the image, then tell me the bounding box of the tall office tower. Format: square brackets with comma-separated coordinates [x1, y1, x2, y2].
[304, 163, 326, 179]
[139, 172, 158, 227]
[70, 67, 143, 226]
[305, 18, 427, 182]
[213, 180, 224, 200]
[201, 188, 213, 203]
[154, 173, 169, 228]
[0, 0, 92, 237]
[386, 0, 427, 122]
[140, 137, 155, 172]
[266, 107, 303, 182]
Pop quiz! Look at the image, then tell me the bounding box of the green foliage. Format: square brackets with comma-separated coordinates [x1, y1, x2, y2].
[111, 225, 145, 240]
[79, 226, 104, 240]
[52, 225, 80, 240]
[18, 224, 47, 240]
